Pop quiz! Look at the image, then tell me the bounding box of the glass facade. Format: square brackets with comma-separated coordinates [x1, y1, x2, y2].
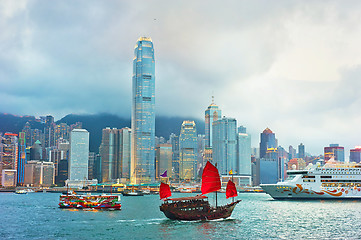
[131, 37, 155, 184]
[237, 133, 252, 175]
[212, 117, 237, 175]
[260, 128, 277, 159]
[69, 129, 89, 181]
[179, 121, 198, 180]
[205, 102, 221, 148]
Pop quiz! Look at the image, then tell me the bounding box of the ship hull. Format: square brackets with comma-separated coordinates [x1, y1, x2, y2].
[160, 200, 241, 221]
[59, 194, 121, 210]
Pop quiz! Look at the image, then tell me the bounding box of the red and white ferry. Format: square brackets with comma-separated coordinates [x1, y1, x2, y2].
[59, 192, 121, 210]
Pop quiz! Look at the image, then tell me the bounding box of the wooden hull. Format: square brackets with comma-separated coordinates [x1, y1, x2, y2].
[160, 200, 241, 221]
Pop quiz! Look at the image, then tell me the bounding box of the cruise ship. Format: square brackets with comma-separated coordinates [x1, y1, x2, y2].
[261, 159, 361, 199]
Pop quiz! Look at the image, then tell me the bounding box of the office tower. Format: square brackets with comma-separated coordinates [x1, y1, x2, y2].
[259, 128, 277, 159]
[324, 144, 345, 162]
[69, 129, 89, 180]
[88, 152, 96, 180]
[24, 160, 55, 187]
[179, 121, 198, 180]
[237, 132, 251, 176]
[1, 169, 17, 187]
[0, 133, 18, 186]
[119, 128, 131, 180]
[212, 117, 237, 175]
[22, 122, 31, 147]
[31, 128, 43, 147]
[197, 134, 205, 167]
[17, 132, 27, 186]
[54, 123, 70, 145]
[44, 115, 55, 148]
[131, 37, 155, 184]
[57, 159, 68, 186]
[169, 133, 180, 179]
[289, 145, 296, 160]
[155, 144, 172, 179]
[298, 143, 305, 159]
[99, 128, 118, 183]
[238, 126, 247, 134]
[350, 147, 361, 163]
[205, 97, 221, 148]
[30, 140, 43, 160]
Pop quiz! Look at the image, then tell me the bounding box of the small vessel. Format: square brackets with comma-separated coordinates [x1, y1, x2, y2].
[59, 192, 121, 210]
[15, 189, 28, 194]
[261, 159, 361, 200]
[122, 189, 144, 196]
[159, 161, 241, 221]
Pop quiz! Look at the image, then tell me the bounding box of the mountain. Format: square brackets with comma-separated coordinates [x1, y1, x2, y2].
[0, 113, 205, 153]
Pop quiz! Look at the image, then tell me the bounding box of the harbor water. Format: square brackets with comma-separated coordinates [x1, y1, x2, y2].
[1, 192, 361, 239]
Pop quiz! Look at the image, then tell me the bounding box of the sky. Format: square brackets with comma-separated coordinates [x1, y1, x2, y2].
[1, 0, 361, 156]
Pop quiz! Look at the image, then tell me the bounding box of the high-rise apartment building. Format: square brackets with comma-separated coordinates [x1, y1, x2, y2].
[69, 129, 89, 180]
[131, 37, 155, 184]
[179, 121, 198, 180]
[260, 128, 277, 159]
[212, 117, 237, 175]
[169, 133, 180, 179]
[0, 133, 18, 187]
[17, 132, 27, 186]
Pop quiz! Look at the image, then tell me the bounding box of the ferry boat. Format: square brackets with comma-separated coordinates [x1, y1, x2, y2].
[59, 192, 121, 210]
[159, 161, 241, 221]
[261, 159, 361, 200]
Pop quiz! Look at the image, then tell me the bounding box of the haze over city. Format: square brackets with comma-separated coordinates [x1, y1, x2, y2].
[1, 1, 361, 154]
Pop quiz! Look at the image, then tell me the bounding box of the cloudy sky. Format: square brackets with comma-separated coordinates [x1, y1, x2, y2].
[1, 0, 361, 155]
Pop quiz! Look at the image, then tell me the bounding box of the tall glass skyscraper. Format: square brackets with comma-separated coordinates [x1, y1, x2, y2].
[179, 121, 198, 180]
[69, 129, 89, 181]
[131, 37, 155, 184]
[205, 98, 221, 148]
[259, 128, 277, 159]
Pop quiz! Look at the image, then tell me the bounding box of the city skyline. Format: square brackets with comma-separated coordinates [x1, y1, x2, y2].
[1, 1, 361, 154]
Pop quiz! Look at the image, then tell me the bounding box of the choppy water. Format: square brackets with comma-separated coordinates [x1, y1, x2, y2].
[1, 192, 360, 239]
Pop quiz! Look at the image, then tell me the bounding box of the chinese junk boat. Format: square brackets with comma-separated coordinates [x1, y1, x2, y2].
[159, 161, 241, 221]
[59, 192, 121, 210]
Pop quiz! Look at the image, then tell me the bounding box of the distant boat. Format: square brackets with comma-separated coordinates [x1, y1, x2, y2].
[122, 189, 144, 196]
[15, 189, 28, 194]
[159, 161, 241, 221]
[59, 191, 121, 210]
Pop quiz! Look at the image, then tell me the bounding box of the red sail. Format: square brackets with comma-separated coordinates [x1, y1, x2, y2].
[226, 180, 238, 199]
[159, 182, 172, 200]
[201, 161, 221, 195]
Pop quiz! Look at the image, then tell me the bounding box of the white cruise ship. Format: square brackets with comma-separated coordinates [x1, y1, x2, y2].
[260, 159, 361, 199]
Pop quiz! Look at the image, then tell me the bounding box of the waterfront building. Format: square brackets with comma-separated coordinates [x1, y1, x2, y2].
[17, 132, 27, 186]
[119, 128, 131, 180]
[205, 97, 221, 148]
[237, 132, 251, 176]
[24, 160, 55, 187]
[259, 128, 277, 159]
[298, 143, 305, 159]
[99, 128, 119, 183]
[69, 129, 89, 181]
[88, 152, 96, 180]
[212, 117, 237, 175]
[179, 121, 198, 180]
[1, 169, 17, 187]
[350, 147, 361, 163]
[259, 158, 279, 184]
[155, 144, 172, 179]
[131, 37, 156, 184]
[169, 133, 180, 179]
[57, 159, 68, 186]
[324, 144, 344, 162]
[0, 133, 18, 186]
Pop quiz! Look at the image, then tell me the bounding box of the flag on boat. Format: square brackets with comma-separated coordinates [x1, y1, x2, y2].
[159, 182, 172, 200]
[201, 161, 221, 195]
[226, 180, 238, 199]
[229, 169, 233, 175]
[160, 170, 167, 178]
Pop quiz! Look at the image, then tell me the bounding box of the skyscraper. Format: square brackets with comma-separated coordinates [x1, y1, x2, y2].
[350, 147, 361, 163]
[259, 128, 277, 159]
[69, 129, 89, 181]
[155, 144, 172, 179]
[212, 117, 237, 175]
[324, 144, 344, 162]
[179, 121, 198, 180]
[237, 132, 251, 176]
[169, 133, 180, 179]
[205, 97, 221, 148]
[131, 37, 155, 184]
[298, 143, 305, 159]
[17, 132, 27, 186]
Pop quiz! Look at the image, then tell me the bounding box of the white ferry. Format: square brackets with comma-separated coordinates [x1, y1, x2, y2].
[261, 159, 361, 199]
